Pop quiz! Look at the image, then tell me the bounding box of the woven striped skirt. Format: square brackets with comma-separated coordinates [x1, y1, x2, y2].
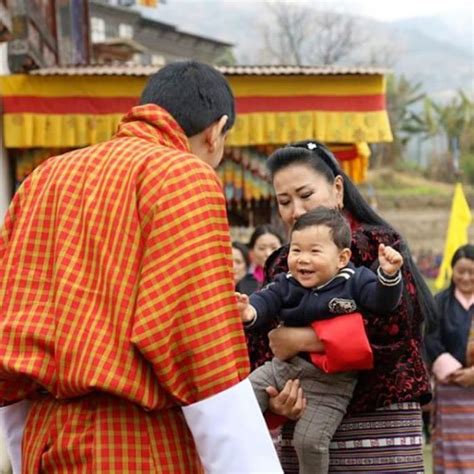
[279, 402, 424, 473]
[433, 383, 474, 474]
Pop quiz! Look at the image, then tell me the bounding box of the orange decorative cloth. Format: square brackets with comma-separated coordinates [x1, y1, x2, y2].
[0, 104, 250, 472]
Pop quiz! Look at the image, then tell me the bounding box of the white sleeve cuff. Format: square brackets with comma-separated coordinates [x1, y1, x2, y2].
[432, 352, 463, 382]
[0, 399, 32, 474]
[377, 266, 402, 286]
[182, 379, 282, 473]
[244, 306, 258, 329]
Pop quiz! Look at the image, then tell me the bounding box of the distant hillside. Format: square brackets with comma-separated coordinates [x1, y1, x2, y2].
[388, 16, 473, 97]
[139, 1, 473, 96]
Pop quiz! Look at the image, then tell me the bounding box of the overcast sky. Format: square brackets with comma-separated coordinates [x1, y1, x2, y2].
[343, 0, 472, 20]
[146, 0, 473, 22]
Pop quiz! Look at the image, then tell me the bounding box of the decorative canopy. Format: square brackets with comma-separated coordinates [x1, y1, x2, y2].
[0, 65, 392, 149]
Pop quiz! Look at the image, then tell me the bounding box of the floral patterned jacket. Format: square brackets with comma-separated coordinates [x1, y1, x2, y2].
[246, 221, 432, 413]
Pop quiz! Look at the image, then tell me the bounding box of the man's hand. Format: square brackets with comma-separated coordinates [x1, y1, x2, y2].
[266, 380, 306, 421]
[235, 292, 256, 323]
[378, 243, 404, 276]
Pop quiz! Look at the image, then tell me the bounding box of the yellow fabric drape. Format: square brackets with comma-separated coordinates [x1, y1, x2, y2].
[0, 74, 393, 148]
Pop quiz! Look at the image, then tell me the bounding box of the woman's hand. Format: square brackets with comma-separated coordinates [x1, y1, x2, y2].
[266, 380, 307, 420]
[268, 326, 324, 361]
[450, 367, 474, 388]
[466, 341, 474, 367]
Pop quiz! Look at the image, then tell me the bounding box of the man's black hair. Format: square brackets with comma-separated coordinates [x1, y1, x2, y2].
[291, 207, 351, 250]
[140, 60, 235, 137]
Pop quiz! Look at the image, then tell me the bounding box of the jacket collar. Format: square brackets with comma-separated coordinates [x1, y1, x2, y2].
[455, 288, 474, 311]
[114, 104, 190, 153]
[314, 262, 356, 290]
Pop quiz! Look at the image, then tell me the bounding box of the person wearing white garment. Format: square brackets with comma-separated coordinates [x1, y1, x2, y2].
[0, 428, 12, 474]
[0, 61, 281, 473]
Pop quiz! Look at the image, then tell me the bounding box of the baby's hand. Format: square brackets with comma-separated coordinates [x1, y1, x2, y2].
[235, 292, 256, 323]
[378, 244, 404, 276]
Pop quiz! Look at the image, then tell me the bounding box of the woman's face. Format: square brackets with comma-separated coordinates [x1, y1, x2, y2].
[273, 163, 344, 228]
[232, 247, 248, 284]
[452, 257, 474, 297]
[251, 233, 281, 267]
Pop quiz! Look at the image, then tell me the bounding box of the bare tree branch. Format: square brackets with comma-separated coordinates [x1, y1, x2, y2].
[261, 2, 366, 65]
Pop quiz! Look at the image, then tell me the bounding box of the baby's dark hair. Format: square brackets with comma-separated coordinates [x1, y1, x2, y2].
[291, 207, 351, 250]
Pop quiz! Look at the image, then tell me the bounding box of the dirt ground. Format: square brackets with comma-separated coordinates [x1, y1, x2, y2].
[378, 206, 454, 255]
[364, 170, 474, 255]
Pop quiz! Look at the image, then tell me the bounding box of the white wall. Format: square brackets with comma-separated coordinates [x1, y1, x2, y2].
[0, 43, 11, 221]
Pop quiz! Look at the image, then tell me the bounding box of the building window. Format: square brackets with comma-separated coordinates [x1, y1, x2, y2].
[151, 54, 164, 66]
[119, 23, 134, 40]
[91, 17, 105, 43]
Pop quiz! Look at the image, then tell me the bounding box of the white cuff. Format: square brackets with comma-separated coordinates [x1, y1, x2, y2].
[182, 379, 282, 473]
[377, 266, 402, 286]
[0, 428, 12, 474]
[0, 400, 32, 474]
[244, 306, 258, 329]
[432, 352, 463, 382]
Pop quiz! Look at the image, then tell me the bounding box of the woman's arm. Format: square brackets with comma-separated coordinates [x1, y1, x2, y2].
[268, 326, 324, 360]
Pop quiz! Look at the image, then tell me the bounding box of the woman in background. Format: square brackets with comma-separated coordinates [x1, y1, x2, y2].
[248, 225, 284, 288]
[425, 243, 474, 474]
[243, 227, 284, 371]
[232, 241, 259, 296]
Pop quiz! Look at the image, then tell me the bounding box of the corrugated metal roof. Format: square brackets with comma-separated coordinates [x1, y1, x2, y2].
[29, 64, 390, 77]
[219, 65, 389, 75]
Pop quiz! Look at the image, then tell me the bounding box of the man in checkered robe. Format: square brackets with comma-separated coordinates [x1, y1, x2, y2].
[0, 62, 281, 473]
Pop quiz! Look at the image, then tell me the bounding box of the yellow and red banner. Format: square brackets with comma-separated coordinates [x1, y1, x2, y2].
[0, 73, 392, 149]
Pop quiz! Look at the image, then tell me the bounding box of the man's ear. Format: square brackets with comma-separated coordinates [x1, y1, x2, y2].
[205, 115, 228, 150]
[338, 248, 352, 268]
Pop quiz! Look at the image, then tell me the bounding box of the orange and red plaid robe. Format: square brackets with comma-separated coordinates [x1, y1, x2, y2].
[0, 105, 250, 472]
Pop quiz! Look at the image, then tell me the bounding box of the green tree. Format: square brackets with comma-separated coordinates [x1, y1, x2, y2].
[422, 91, 473, 176]
[377, 74, 426, 167]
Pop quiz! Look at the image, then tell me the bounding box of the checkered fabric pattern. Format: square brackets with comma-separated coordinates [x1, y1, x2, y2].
[0, 105, 250, 472]
[23, 393, 203, 473]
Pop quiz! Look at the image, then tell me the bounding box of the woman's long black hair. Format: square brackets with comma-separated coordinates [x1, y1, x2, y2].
[266, 139, 438, 334]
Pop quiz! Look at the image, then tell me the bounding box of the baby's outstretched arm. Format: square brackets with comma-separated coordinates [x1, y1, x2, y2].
[378, 244, 404, 275]
[235, 292, 257, 323]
